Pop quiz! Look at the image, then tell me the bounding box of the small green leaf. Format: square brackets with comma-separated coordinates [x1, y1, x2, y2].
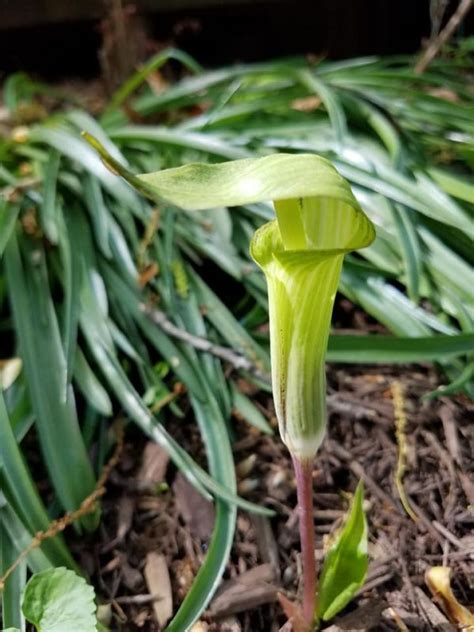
[317, 481, 368, 622]
[22, 567, 97, 632]
[327, 333, 474, 363]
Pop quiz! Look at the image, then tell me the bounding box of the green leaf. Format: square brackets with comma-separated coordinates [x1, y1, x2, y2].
[427, 167, 474, 204]
[58, 210, 82, 384]
[73, 347, 113, 416]
[29, 126, 139, 210]
[39, 149, 60, 244]
[80, 308, 272, 516]
[166, 292, 236, 630]
[327, 333, 474, 363]
[0, 504, 51, 575]
[230, 382, 273, 435]
[425, 361, 474, 400]
[340, 268, 443, 337]
[317, 481, 368, 622]
[0, 391, 78, 570]
[334, 159, 470, 231]
[108, 125, 250, 160]
[167, 392, 237, 631]
[191, 272, 270, 372]
[389, 203, 422, 303]
[4, 233, 98, 531]
[21, 567, 97, 632]
[298, 71, 347, 147]
[0, 200, 20, 258]
[81, 174, 113, 259]
[67, 215, 268, 515]
[105, 47, 202, 114]
[1, 521, 26, 631]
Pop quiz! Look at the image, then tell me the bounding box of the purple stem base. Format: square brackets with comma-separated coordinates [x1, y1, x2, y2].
[292, 455, 316, 625]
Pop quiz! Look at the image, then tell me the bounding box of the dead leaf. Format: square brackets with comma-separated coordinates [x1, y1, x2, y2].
[277, 593, 310, 632]
[209, 564, 278, 618]
[291, 96, 322, 112]
[425, 566, 474, 627]
[116, 495, 135, 541]
[145, 70, 169, 95]
[173, 472, 215, 541]
[172, 557, 195, 602]
[121, 561, 143, 592]
[138, 262, 159, 287]
[144, 552, 173, 629]
[439, 405, 463, 467]
[0, 358, 22, 390]
[251, 515, 280, 575]
[219, 616, 242, 631]
[414, 586, 454, 630]
[427, 88, 459, 102]
[97, 603, 112, 628]
[138, 441, 170, 484]
[101, 496, 135, 552]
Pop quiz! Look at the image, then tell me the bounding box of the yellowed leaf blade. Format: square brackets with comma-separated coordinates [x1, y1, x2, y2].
[425, 566, 474, 626]
[0, 358, 22, 391]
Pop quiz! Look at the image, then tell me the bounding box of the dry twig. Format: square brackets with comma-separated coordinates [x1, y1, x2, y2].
[0, 421, 124, 591]
[415, 0, 473, 73]
[141, 302, 271, 383]
[392, 381, 419, 523]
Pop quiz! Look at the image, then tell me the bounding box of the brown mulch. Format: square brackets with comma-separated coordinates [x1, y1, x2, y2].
[71, 364, 474, 631]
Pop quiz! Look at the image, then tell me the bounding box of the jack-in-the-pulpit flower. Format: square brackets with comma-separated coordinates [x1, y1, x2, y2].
[84, 142, 375, 459]
[250, 165, 375, 461]
[84, 139, 375, 626]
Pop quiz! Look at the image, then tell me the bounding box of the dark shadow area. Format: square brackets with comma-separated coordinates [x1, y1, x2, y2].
[2, 0, 466, 79]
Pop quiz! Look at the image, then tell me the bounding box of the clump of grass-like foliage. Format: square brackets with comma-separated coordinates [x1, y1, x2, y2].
[0, 42, 473, 630]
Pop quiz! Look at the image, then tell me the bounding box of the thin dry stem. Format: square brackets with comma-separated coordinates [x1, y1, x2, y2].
[415, 0, 473, 73]
[392, 381, 419, 523]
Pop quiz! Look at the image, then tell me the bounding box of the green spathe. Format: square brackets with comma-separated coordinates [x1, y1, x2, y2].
[133, 152, 374, 459]
[251, 193, 374, 458]
[137, 156, 373, 457]
[83, 135, 375, 459]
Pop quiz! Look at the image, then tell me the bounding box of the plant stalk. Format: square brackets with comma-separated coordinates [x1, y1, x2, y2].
[292, 455, 317, 625]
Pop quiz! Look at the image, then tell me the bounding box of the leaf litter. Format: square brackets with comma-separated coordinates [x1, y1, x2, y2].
[70, 361, 473, 631]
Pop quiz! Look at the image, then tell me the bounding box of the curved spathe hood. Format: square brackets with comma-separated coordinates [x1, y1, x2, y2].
[84, 133, 375, 460]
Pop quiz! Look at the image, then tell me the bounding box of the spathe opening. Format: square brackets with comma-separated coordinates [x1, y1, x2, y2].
[274, 196, 372, 253]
